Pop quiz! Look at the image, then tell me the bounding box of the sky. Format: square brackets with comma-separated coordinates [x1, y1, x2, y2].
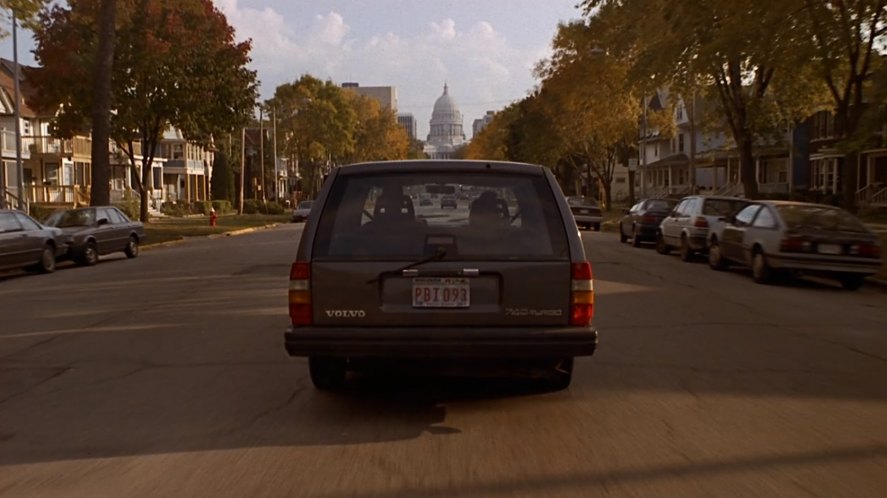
[2, 0, 586, 140]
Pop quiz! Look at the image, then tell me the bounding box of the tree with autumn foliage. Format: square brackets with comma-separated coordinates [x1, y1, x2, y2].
[28, 0, 258, 221]
[344, 92, 409, 163]
[266, 75, 411, 197]
[580, 0, 828, 199]
[534, 19, 640, 210]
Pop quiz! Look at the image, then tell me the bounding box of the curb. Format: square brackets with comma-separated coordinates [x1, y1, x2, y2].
[143, 223, 280, 250]
[866, 276, 887, 289]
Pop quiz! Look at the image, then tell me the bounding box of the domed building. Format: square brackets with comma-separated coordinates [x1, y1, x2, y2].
[424, 84, 466, 159]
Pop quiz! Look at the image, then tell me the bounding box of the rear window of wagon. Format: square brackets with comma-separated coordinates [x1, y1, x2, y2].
[311, 171, 570, 261]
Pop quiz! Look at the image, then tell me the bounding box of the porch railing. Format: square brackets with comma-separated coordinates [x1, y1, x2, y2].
[870, 186, 887, 206]
[1, 189, 23, 210]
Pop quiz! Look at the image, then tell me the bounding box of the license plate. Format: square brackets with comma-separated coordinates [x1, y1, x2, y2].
[581, 209, 590, 214]
[412, 277, 470, 308]
[818, 244, 842, 255]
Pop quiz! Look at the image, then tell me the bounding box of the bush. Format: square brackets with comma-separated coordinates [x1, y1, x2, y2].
[242, 199, 259, 214]
[161, 202, 187, 217]
[262, 201, 285, 215]
[212, 199, 233, 214]
[29, 204, 60, 223]
[193, 201, 213, 215]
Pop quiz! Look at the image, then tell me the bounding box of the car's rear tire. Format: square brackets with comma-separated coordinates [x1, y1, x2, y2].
[309, 357, 347, 391]
[619, 225, 628, 243]
[592, 223, 601, 232]
[631, 226, 642, 247]
[78, 241, 99, 266]
[38, 244, 57, 273]
[125, 235, 139, 258]
[679, 235, 693, 262]
[839, 274, 866, 291]
[655, 232, 671, 254]
[708, 239, 728, 271]
[751, 248, 773, 284]
[548, 357, 574, 391]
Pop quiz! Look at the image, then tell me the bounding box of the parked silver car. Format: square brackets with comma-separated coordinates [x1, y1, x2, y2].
[284, 160, 598, 391]
[708, 201, 882, 289]
[566, 196, 602, 231]
[291, 200, 314, 223]
[0, 209, 67, 273]
[657, 195, 750, 261]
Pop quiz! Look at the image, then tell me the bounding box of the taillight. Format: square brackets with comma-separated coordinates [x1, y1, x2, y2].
[850, 242, 881, 258]
[693, 216, 709, 228]
[641, 213, 657, 224]
[289, 262, 312, 326]
[570, 262, 594, 326]
[780, 237, 813, 253]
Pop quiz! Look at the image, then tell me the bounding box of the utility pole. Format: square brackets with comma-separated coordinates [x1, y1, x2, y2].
[641, 94, 648, 197]
[272, 107, 278, 202]
[238, 127, 245, 215]
[259, 107, 265, 204]
[12, 12, 25, 212]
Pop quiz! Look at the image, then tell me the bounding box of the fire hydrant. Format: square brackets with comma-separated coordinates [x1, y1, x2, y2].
[209, 209, 218, 227]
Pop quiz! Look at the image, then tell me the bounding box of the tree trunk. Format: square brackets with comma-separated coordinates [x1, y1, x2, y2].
[89, 0, 116, 207]
[628, 169, 636, 206]
[602, 181, 612, 212]
[738, 136, 759, 199]
[842, 150, 858, 212]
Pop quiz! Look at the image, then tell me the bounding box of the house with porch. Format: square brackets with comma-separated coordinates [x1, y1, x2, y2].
[638, 88, 797, 200]
[155, 128, 213, 205]
[802, 108, 887, 207]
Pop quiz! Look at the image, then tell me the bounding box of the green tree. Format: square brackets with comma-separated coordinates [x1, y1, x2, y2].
[267, 75, 359, 196]
[211, 150, 234, 202]
[29, 0, 258, 221]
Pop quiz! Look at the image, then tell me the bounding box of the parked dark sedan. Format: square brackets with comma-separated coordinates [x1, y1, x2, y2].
[619, 198, 676, 247]
[44, 206, 146, 266]
[708, 201, 882, 290]
[0, 209, 67, 273]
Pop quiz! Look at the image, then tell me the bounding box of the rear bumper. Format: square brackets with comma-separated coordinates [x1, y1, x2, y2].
[284, 326, 598, 358]
[573, 215, 602, 225]
[768, 254, 880, 275]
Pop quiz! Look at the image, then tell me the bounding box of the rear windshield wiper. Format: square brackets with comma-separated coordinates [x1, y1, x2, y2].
[366, 247, 447, 284]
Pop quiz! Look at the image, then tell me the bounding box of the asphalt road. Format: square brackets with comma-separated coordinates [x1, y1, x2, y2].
[1, 224, 886, 498]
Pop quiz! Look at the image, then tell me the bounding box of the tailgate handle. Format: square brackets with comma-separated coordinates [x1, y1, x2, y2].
[401, 268, 480, 277]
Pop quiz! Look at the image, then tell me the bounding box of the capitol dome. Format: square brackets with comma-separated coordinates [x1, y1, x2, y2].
[426, 83, 466, 159]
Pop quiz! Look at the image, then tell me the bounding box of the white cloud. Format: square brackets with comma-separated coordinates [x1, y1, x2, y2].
[212, 1, 550, 138]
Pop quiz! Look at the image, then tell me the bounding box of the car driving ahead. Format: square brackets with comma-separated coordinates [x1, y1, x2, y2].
[284, 160, 598, 391]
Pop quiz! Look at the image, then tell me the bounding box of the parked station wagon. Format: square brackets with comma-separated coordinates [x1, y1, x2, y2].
[284, 160, 599, 390]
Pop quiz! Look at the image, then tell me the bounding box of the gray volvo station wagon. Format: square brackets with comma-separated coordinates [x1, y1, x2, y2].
[284, 160, 598, 390]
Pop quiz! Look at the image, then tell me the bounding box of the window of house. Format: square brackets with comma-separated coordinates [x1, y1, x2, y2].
[172, 144, 184, 160]
[615, 177, 626, 184]
[678, 133, 685, 153]
[45, 163, 59, 185]
[676, 105, 683, 120]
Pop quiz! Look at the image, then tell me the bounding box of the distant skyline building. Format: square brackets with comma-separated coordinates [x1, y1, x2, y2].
[472, 110, 496, 138]
[341, 82, 397, 111]
[397, 113, 417, 141]
[424, 83, 466, 159]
